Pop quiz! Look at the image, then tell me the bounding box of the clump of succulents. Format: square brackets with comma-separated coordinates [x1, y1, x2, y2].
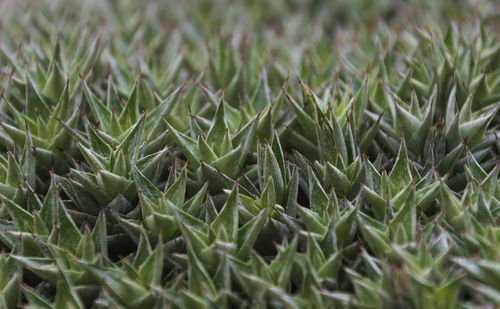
[0, 0, 499, 308]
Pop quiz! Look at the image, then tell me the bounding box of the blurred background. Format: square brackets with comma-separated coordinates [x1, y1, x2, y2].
[1, 0, 500, 95]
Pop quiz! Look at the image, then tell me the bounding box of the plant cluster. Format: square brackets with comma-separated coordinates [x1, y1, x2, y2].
[0, 0, 500, 308]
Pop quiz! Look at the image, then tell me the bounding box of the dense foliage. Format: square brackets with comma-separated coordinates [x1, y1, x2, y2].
[0, 0, 500, 308]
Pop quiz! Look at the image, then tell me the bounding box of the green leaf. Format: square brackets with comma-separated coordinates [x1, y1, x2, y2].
[131, 162, 161, 201]
[389, 138, 412, 194]
[138, 241, 163, 287]
[212, 184, 239, 241]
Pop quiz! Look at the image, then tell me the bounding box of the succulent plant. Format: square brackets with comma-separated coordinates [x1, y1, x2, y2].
[0, 0, 499, 308]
